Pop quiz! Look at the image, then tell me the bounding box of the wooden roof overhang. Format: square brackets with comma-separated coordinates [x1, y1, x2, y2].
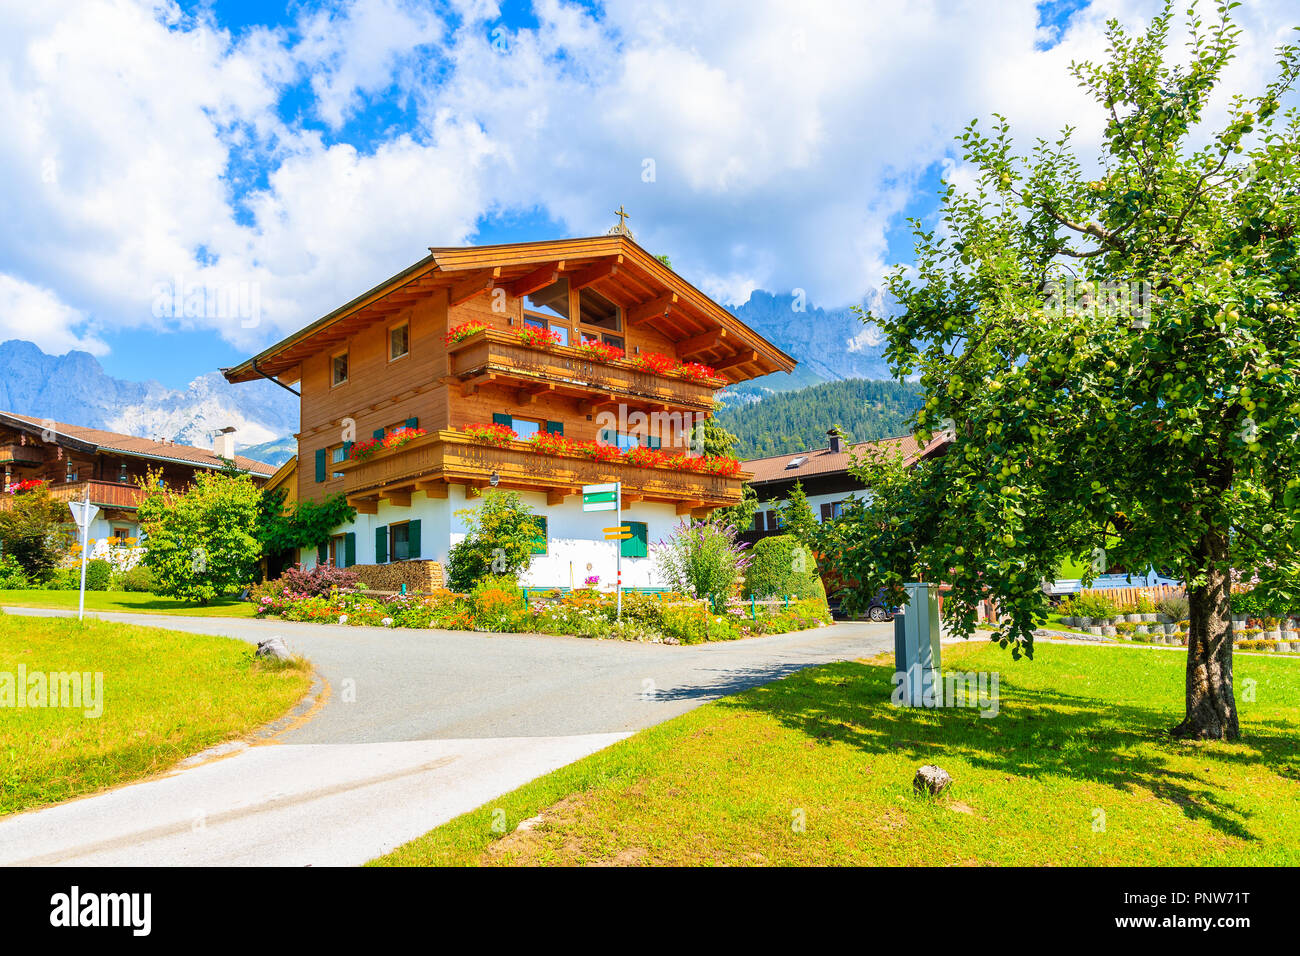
[221, 235, 796, 387]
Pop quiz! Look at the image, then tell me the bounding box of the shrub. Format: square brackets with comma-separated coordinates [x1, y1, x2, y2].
[43, 567, 81, 591]
[1073, 593, 1116, 621]
[1135, 593, 1156, 614]
[1156, 593, 1190, 621]
[654, 522, 750, 605]
[742, 534, 821, 601]
[447, 491, 542, 592]
[84, 558, 113, 592]
[1230, 587, 1276, 619]
[0, 486, 73, 578]
[114, 564, 156, 592]
[136, 470, 263, 603]
[279, 563, 359, 598]
[0, 554, 28, 589]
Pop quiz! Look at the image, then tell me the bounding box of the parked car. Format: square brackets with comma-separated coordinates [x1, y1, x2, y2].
[827, 586, 897, 622]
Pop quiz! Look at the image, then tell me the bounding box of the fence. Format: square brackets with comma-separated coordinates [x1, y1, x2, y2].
[1075, 584, 1185, 608]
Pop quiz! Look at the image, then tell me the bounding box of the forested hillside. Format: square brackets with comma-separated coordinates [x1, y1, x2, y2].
[719, 378, 924, 459]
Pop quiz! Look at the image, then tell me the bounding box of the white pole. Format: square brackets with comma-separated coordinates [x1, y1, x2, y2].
[615, 480, 622, 622]
[77, 486, 90, 621]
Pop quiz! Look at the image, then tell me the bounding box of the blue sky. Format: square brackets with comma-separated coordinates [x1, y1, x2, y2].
[1, 0, 1292, 389]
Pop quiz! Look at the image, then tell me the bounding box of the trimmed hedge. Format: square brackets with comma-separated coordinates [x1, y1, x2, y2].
[742, 534, 823, 601]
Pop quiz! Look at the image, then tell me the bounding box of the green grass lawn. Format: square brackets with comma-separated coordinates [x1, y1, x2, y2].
[0, 613, 311, 815]
[0, 589, 257, 618]
[375, 641, 1300, 866]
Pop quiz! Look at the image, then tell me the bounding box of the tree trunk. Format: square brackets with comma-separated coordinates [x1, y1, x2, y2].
[1170, 528, 1239, 741]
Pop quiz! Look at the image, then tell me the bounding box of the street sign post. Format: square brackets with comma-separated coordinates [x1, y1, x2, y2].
[67, 488, 99, 622]
[583, 482, 622, 618]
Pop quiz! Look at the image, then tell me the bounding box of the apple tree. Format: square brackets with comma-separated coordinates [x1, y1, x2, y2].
[827, 2, 1300, 740]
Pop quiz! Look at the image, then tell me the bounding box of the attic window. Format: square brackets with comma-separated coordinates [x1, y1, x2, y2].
[579, 287, 621, 332]
[785, 457, 807, 470]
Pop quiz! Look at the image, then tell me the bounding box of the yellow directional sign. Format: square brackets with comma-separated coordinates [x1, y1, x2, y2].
[604, 533, 633, 540]
[603, 526, 630, 534]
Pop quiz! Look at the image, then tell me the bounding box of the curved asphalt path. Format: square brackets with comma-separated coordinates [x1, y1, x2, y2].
[0, 608, 891, 866]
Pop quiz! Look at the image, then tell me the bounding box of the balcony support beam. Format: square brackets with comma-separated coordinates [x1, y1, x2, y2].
[379, 486, 412, 507]
[415, 479, 448, 498]
[676, 499, 705, 516]
[517, 382, 554, 405]
[348, 496, 379, 515]
[547, 487, 577, 506]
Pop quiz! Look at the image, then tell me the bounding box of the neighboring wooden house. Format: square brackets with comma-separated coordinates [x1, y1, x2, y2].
[221, 231, 795, 588]
[264, 455, 298, 507]
[740, 429, 951, 545]
[0, 413, 275, 548]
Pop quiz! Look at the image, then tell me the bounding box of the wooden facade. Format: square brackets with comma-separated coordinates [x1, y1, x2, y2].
[225, 234, 795, 514]
[0, 414, 275, 524]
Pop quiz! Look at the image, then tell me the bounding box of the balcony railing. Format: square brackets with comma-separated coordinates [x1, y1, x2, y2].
[447, 329, 719, 411]
[0, 479, 147, 511]
[339, 429, 745, 508]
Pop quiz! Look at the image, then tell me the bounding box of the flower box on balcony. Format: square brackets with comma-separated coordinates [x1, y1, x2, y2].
[446, 326, 726, 389]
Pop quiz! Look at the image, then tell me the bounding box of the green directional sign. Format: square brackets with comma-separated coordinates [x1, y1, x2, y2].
[582, 482, 619, 512]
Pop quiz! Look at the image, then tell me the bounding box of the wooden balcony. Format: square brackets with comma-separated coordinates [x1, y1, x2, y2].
[0, 443, 47, 466]
[0, 479, 146, 511]
[340, 429, 745, 514]
[447, 329, 719, 412]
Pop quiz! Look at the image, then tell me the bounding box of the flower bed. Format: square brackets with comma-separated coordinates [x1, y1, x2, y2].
[253, 574, 830, 643]
[9, 478, 47, 493]
[462, 424, 740, 475]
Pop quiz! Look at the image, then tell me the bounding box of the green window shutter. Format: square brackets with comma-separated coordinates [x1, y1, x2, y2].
[492, 413, 513, 427]
[344, 532, 356, 567]
[373, 428, 386, 440]
[622, 521, 648, 559]
[531, 516, 548, 555]
[375, 525, 388, 564]
[648, 434, 661, 449]
[342, 441, 354, 459]
[315, 448, 327, 483]
[405, 417, 419, 430]
[407, 519, 421, 559]
[545, 420, 563, 436]
[317, 542, 328, 565]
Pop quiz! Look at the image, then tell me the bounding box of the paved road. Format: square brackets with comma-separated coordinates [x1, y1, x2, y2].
[0, 608, 891, 866]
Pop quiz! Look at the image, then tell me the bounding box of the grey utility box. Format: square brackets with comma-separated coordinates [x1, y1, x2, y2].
[894, 582, 942, 707]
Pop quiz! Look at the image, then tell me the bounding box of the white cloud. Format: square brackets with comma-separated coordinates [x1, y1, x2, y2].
[0, 0, 1295, 360]
[0, 274, 107, 354]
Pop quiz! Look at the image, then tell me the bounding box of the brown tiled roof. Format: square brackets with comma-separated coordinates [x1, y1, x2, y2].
[742, 433, 948, 485]
[1, 412, 276, 476]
